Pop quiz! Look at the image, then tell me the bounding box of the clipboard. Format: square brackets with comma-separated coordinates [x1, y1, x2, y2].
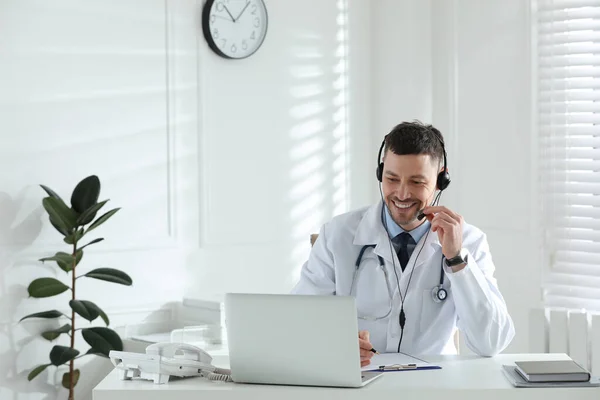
[366, 364, 442, 372]
[362, 353, 442, 373]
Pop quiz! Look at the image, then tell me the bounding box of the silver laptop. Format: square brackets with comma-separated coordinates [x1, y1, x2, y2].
[224, 293, 383, 387]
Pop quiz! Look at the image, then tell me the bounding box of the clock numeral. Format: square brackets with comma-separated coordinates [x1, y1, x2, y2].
[250, 31, 256, 40]
[242, 40, 248, 50]
[216, 1, 224, 11]
[253, 17, 260, 28]
[212, 28, 219, 39]
[210, 14, 216, 23]
[251, 4, 257, 15]
[231, 44, 237, 53]
[221, 38, 227, 48]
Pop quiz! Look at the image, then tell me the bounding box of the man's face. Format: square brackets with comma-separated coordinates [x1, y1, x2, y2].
[381, 151, 439, 231]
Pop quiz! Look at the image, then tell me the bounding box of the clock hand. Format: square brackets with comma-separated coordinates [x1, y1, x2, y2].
[213, 14, 233, 22]
[234, 1, 251, 21]
[223, 4, 236, 22]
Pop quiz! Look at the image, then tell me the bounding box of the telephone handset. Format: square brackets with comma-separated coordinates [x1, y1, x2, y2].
[146, 342, 211, 361]
[109, 342, 232, 384]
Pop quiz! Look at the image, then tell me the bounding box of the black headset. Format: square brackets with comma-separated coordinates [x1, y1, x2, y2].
[376, 127, 451, 192]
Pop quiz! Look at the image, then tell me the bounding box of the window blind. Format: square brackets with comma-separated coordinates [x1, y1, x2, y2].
[537, 0, 600, 312]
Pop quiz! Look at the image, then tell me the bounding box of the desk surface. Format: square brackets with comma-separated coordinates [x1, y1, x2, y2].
[93, 353, 600, 400]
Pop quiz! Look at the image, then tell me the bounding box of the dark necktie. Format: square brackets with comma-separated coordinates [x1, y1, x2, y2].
[394, 232, 414, 271]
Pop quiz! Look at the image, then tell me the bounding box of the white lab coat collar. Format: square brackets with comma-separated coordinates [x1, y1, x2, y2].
[353, 201, 441, 270]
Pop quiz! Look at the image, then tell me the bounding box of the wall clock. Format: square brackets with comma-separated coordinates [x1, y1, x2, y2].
[202, 0, 268, 59]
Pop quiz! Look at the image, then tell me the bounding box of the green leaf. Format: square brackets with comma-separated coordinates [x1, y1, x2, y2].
[85, 208, 120, 234]
[42, 324, 72, 341]
[71, 175, 100, 214]
[82, 327, 123, 357]
[43, 197, 77, 233]
[86, 348, 109, 358]
[83, 268, 132, 286]
[77, 200, 108, 226]
[98, 307, 109, 326]
[49, 217, 69, 236]
[28, 364, 51, 381]
[62, 369, 80, 389]
[64, 228, 84, 245]
[79, 238, 104, 251]
[49, 345, 79, 366]
[20, 310, 64, 322]
[39, 252, 79, 273]
[28, 278, 69, 298]
[69, 300, 105, 323]
[40, 184, 64, 203]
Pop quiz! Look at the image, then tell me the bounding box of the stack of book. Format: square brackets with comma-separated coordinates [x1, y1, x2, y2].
[502, 359, 600, 388]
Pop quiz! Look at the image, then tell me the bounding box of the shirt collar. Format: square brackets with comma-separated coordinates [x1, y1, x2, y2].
[383, 204, 430, 244]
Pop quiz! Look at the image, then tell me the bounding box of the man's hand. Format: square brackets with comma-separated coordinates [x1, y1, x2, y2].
[422, 206, 464, 260]
[358, 330, 374, 367]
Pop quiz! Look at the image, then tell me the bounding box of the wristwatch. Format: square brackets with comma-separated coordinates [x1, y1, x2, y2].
[445, 248, 469, 267]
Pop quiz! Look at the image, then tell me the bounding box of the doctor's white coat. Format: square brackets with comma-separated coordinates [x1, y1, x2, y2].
[291, 201, 515, 356]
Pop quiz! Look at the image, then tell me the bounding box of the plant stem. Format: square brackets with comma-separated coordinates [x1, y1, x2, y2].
[69, 239, 77, 400]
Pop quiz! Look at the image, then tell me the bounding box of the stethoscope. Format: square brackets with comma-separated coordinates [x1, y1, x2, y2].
[350, 243, 448, 321]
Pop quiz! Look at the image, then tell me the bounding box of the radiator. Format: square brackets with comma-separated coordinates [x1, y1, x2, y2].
[529, 308, 600, 376]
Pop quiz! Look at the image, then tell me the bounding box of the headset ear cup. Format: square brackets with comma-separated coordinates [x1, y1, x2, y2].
[376, 163, 383, 182]
[437, 170, 451, 191]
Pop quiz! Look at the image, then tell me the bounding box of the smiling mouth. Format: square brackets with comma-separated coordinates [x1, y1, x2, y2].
[392, 200, 417, 211]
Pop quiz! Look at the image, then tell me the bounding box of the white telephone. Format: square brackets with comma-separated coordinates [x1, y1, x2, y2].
[109, 342, 232, 384]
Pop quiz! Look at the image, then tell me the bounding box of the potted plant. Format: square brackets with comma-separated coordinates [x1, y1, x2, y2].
[20, 175, 132, 400]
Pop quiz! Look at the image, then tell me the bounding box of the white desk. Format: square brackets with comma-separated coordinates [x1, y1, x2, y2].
[93, 353, 599, 400]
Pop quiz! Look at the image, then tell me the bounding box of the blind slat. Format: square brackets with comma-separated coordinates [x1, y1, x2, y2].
[554, 228, 600, 241]
[540, 159, 600, 171]
[539, 125, 600, 135]
[540, 79, 600, 90]
[539, 0, 600, 10]
[546, 182, 600, 195]
[539, 31, 600, 45]
[540, 55, 600, 67]
[539, 20, 600, 34]
[551, 217, 600, 231]
[543, 205, 600, 219]
[539, 102, 600, 113]
[540, 66, 600, 78]
[539, 42, 600, 56]
[540, 136, 600, 147]
[546, 172, 600, 184]
[540, 113, 600, 124]
[539, 7, 600, 22]
[539, 91, 600, 101]
[555, 250, 600, 265]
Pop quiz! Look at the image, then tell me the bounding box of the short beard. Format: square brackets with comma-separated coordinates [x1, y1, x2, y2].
[385, 198, 422, 227]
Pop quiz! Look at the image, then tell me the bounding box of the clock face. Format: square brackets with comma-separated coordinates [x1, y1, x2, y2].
[202, 0, 268, 59]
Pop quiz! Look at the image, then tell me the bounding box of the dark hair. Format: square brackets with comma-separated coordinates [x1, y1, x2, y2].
[383, 120, 445, 167]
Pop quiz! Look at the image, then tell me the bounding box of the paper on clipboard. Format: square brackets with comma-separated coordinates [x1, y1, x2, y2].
[361, 353, 441, 372]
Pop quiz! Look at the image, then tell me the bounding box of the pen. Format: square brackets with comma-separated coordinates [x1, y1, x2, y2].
[378, 363, 417, 371]
[370, 348, 380, 355]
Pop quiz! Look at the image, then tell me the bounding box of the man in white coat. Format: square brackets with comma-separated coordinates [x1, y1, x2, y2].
[291, 121, 515, 367]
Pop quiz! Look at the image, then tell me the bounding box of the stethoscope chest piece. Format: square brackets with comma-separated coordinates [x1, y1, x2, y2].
[431, 285, 447, 303]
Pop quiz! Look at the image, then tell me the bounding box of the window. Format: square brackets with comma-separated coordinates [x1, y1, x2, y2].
[537, 0, 600, 311]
